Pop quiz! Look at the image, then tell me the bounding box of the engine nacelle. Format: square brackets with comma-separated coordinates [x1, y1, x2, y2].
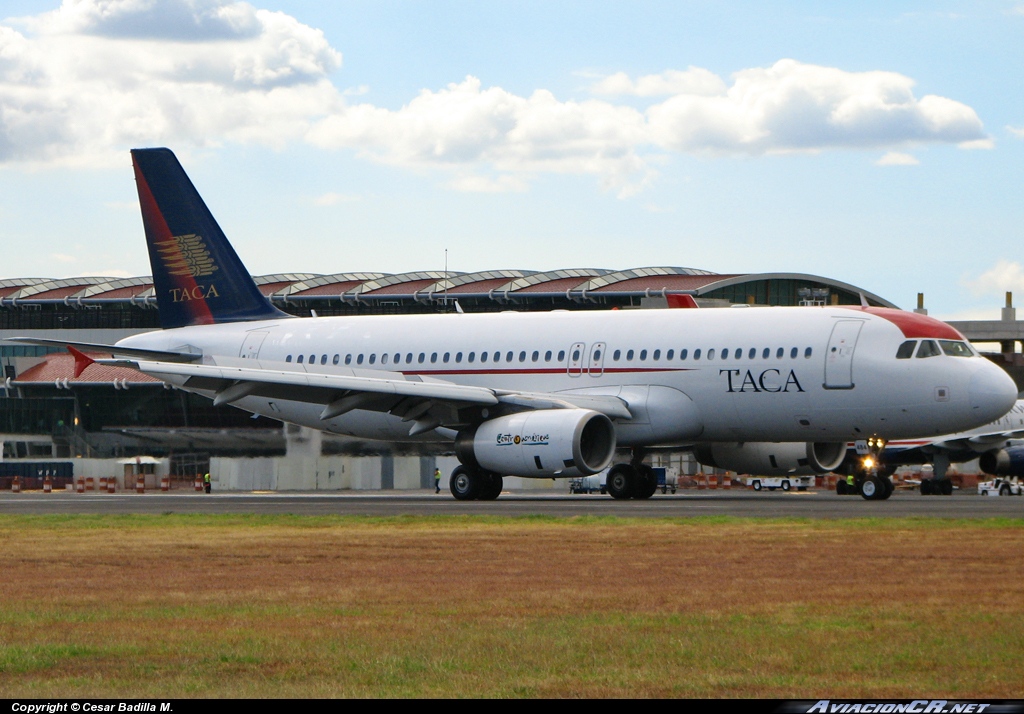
[693, 441, 846, 476]
[979, 446, 1024, 477]
[457, 409, 616, 478]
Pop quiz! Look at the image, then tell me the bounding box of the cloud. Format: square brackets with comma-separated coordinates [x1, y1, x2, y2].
[645, 59, 987, 155]
[311, 191, 361, 206]
[962, 260, 1024, 297]
[0, 4, 991, 196]
[1008, 125, 1024, 138]
[876, 151, 919, 166]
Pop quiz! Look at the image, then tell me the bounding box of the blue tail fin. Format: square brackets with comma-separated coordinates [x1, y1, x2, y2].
[131, 148, 292, 329]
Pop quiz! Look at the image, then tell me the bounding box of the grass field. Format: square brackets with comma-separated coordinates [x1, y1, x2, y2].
[0, 514, 1022, 698]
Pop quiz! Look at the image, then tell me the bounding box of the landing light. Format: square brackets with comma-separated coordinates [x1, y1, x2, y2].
[862, 456, 876, 470]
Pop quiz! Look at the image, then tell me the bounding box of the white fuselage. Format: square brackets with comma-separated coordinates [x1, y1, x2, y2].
[117, 306, 1018, 446]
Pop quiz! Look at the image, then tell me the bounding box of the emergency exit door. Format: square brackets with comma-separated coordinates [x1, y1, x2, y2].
[824, 320, 863, 389]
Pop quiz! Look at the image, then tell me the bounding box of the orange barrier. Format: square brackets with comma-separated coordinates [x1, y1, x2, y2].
[723, 474, 732, 490]
[76, 479, 84, 494]
[43, 476, 52, 494]
[11, 476, 21, 494]
[194, 476, 203, 492]
[85, 476, 94, 491]
[696, 472, 705, 489]
[161, 476, 170, 492]
[108, 477, 116, 494]
[136, 474, 145, 494]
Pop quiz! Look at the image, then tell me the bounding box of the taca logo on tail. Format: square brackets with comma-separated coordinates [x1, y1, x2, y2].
[131, 148, 291, 329]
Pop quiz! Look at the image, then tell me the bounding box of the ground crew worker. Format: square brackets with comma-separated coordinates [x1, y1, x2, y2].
[847, 473, 855, 488]
[204, 472, 211, 494]
[434, 468, 441, 494]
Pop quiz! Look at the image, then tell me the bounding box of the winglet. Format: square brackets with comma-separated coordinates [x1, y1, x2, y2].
[68, 346, 95, 379]
[666, 294, 699, 309]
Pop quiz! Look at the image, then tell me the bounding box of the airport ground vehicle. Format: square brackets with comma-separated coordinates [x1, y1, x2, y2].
[977, 477, 1024, 496]
[745, 475, 813, 491]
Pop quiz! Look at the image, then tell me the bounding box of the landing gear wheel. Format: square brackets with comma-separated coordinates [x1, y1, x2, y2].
[634, 464, 658, 500]
[606, 464, 637, 500]
[940, 479, 953, 496]
[877, 476, 893, 500]
[479, 473, 503, 500]
[449, 465, 480, 501]
[860, 476, 882, 500]
[920, 479, 933, 495]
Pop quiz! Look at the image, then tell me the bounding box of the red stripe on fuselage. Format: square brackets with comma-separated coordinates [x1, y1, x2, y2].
[839, 306, 965, 340]
[133, 160, 215, 326]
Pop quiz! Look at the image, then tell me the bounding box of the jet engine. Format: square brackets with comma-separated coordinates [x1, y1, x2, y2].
[456, 409, 616, 478]
[979, 446, 1024, 477]
[693, 441, 846, 476]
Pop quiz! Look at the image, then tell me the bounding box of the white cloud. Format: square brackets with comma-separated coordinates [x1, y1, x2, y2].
[311, 192, 361, 205]
[1008, 125, 1024, 138]
[646, 59, 987, 155]
[0, 4, 991, 196]
[876, 151, 919, 166]
[962, 260, 1024, 297]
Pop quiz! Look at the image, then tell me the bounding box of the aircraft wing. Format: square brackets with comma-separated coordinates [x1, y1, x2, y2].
[7, 337, 201, 363]
[101, 358, 633, 434]
[926, 430, 1024, 452]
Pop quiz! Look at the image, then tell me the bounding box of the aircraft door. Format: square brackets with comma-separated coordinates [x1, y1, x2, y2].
[567, 342, 585, 377]
[239, 331, 268, 360]
[588, 342, 606, 377]
[824, 320, 863, 389]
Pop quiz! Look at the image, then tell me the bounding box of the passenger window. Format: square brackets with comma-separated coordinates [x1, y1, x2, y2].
[506, 351, 513, 362]
[680, 349, 688, 360]
[406, 353, 413, 364]
[916, 340, 941, 358]
[369, 354, 376, 365]
[321, 355, 327, 365]
[776, 348, 784, 359]
[558, 350, 565, 362]
[626, 349, 634, 360]
[748, 348, 756, 359]
[481, 351, 489, 363]
[297, 355, 304, 364]
[762, 348, 770, 359]
[494, 351, 500, 362]
[593, 349, 601, 361]
[804, 347, 812, 358]
[309, 354, 315, 364]
[720, 349, 727, 360]
[468, 352, 476, 363]
[532, 350, 539, 362]
[333, 354, 340, 365]
[693, 349, 701, 360]
[640, 349, 647, 361]
[455, 352, 463, 363]
[708, 349, 715, 360]
[430, 353, 438, 363]
[381, 354, 389, 365]
[735, 348, 742, 359]
[357, 354, 364, 365]
[345, 354, 352, 365]
[443, 352, 450, 363]
[667, 349, 674, 360]
[518, 351, 526, 362]
[653, 349, 661, 360]
[545, 350, 552, 361]
[790, 347, 798, 359]
[286, 355, 292, 363]
[418, 353, 425, 363]
[613, 350, 621, 361]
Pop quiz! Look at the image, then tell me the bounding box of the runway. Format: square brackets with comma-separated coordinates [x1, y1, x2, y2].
[1, 488, 1021, 518]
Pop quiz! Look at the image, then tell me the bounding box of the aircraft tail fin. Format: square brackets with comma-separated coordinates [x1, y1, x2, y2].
[131, 148, 292, 329]
[666, 294, 699, 309]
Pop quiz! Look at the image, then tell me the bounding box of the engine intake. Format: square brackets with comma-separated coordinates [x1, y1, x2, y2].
[457, 409, 616, 478]
[693, 441, 846, 476]
[980, 447, 1024, 477]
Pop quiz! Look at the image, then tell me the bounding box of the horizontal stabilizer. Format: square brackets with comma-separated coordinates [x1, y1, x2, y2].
[7, 337, 203, 363]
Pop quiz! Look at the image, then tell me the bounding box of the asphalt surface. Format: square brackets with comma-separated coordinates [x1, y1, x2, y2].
[1, 488, 1022, 517]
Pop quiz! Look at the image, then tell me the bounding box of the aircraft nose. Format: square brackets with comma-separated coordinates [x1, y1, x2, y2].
[969, 362, 1019, 421]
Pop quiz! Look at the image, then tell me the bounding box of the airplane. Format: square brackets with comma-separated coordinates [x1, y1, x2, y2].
[12, 148, 1019, 501]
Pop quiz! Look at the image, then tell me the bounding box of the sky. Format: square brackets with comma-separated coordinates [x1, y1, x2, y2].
[1, 0, 1023, 320]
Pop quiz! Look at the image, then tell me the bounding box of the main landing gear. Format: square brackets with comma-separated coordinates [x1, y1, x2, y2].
[449, 465, 503, 501]
[606, 449, 658, 500]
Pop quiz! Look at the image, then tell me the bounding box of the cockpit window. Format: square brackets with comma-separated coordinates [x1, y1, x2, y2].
[916, 340, 941, 358]
[938, 340, 974, 357]
[896, 340, 917, 359]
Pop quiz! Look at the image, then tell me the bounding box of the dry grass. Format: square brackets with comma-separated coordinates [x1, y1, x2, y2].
[0, 514, 1022, 697]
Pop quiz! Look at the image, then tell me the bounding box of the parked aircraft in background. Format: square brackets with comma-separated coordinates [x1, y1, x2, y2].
[14, 149, 1019, 501]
